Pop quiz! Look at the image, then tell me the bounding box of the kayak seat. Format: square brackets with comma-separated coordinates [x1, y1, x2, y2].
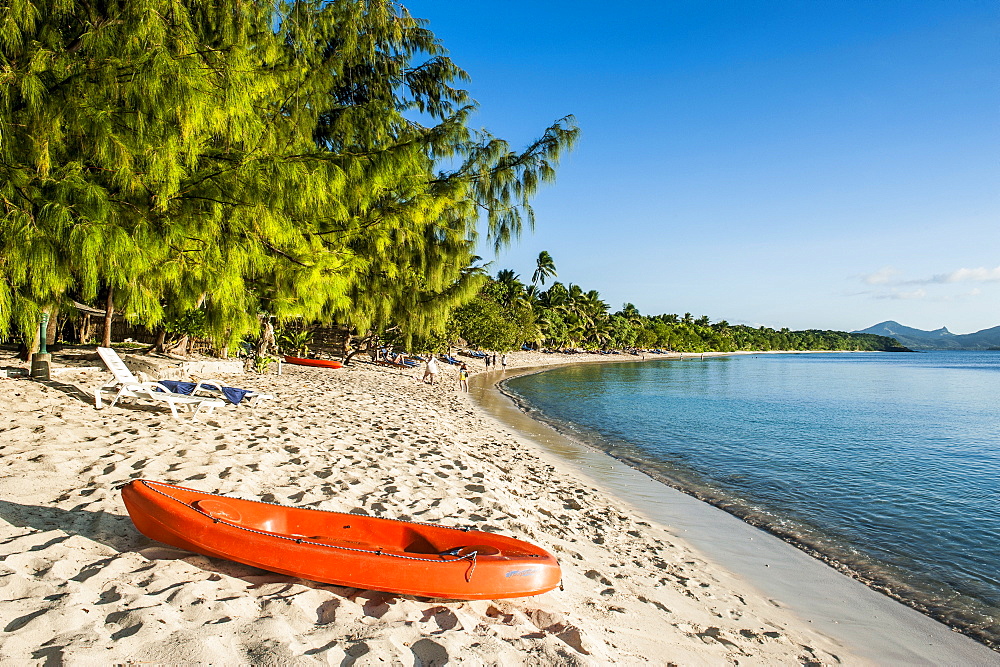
[195, 499, 243, 524]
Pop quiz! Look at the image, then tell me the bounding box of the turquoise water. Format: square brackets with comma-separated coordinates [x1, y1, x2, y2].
[503, 352, 1000, 647]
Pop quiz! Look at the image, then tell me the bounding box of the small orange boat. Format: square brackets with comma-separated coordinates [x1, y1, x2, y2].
[283, 356, 343, 369]
[121, 480, 561, 599]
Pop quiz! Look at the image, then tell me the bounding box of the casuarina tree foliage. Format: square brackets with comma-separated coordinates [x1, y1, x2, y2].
[0, 0, 577, 349]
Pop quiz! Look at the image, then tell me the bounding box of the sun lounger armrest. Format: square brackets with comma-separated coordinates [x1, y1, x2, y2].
[191, 379, 225, 394]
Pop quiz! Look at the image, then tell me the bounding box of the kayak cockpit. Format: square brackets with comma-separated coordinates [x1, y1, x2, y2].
[192, 498, 494, 557]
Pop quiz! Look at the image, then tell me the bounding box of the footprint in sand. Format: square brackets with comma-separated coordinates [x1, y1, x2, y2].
[361, 593, 396, 619]
[410, 638, 449, 666]
[421, 606, 460, 631]
[584, 570, 613, 586]
[341, 641, 370, 665]
[315, 599, 339, 624]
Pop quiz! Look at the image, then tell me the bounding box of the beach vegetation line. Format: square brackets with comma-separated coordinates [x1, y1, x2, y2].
[445, 266, 908, 354]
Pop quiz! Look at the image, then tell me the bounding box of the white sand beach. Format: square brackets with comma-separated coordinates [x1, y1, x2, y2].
[0, 349, 994, 664]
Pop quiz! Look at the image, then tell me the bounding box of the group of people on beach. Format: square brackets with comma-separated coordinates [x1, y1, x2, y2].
[484, 353, 507, 370]
[421, 351, 507, 392]
[423, 356, 470, 392]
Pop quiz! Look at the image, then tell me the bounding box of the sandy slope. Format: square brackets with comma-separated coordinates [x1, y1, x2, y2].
[0, 351, 853, 664]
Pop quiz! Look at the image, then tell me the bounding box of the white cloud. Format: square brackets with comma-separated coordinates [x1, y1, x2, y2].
[870, 287, 987, 302]
[930, 266, 1000, 284]
[943, 288, 984, 301]
[873, 288, 927, 300]
[859, 265, 1000, 288]
[861, 266, 901, 285]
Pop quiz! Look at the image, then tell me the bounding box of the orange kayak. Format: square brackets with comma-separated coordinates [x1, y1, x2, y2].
[121, 480, 561, 599]
[283, 356, 343, 368]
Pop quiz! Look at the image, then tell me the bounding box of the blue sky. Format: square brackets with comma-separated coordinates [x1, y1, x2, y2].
[405, 1, 999, 334]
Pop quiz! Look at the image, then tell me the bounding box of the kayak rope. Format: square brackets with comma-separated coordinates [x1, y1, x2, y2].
[137, 480, 485, 572]
[465, 551, 477, 582]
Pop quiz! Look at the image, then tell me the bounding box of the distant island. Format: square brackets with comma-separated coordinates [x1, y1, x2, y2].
[854, 321, 1000, 351]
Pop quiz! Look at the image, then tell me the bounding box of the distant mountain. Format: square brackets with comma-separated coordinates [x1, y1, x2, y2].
[854, 321, 1000, 350]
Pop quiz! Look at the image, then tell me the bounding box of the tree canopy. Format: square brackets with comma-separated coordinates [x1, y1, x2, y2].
[0, 0, 577, 349]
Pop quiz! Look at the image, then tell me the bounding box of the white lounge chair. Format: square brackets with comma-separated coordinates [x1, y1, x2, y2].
[94, 347, 224, 418]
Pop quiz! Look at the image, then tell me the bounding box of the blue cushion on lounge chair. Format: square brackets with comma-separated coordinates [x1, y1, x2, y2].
[159, 380, 251, 405]
[157, 380, 196, 395]
[218, 386, 251, 405]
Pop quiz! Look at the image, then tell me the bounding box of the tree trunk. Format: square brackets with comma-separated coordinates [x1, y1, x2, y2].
[22, 313, 41, 362]
[166, 335, 188, 355]
[46, 311, 58, 347]
[256, 317, 276, 357]
[153, 329, 167, 353]
[341, 326, 352, 359]
[101, 288, 114, 348]
[79, 313, 91, 345]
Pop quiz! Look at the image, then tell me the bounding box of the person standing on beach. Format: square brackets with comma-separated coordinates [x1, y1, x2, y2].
[424, 355, 439, 384]
[458, 363, 469, 392]
[484, 354, 490, 369]
[501, 354, 507, 370]
[492, 353, 497, 367]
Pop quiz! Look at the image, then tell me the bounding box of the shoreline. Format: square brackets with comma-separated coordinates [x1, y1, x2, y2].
[466, 354, 999, 662]
[0, 347, 995, 663]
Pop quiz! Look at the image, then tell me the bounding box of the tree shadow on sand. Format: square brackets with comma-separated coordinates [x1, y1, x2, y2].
[0, 498, 141, 552]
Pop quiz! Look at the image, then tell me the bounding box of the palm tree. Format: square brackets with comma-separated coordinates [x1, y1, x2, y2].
[531, 251, 557, 285]
[494, 269, 526, 308]
[541, 282, 568, 309]
[618, 303, 641, 321]
[524, 284, 542, 308]
[580, 290, 608, 322]
[564, 312, 588, 348]
[590, 318, 613, 349]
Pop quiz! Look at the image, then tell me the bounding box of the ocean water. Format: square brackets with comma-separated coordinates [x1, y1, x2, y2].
[502, 351, 1000, 647]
